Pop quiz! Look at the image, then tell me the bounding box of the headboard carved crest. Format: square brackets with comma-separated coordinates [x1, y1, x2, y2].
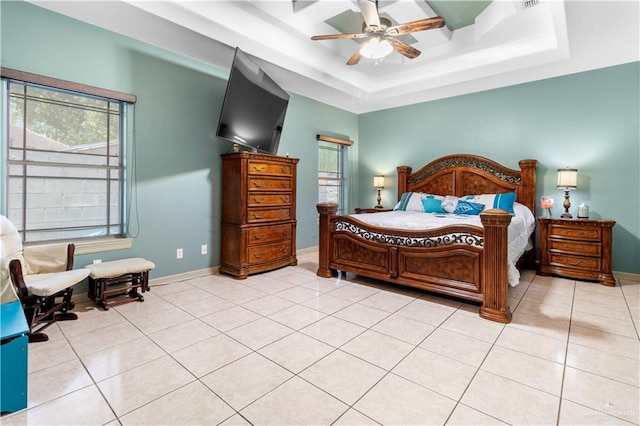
[409, 156, 520, 186]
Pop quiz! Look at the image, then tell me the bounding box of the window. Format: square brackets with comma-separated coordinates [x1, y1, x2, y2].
[318, 135, 352, 215]
[2, 69, 135, 244]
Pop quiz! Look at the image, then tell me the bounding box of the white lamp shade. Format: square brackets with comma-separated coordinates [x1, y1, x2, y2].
[361, 38, 393, 59]
[557, 168, 578, 189]
[373, 175, 385, 188]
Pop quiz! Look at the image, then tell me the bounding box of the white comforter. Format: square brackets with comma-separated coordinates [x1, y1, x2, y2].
[349, 203, 536, 286]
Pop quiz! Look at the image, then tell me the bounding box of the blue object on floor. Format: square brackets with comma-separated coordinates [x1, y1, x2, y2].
[1, 300, 29, 413]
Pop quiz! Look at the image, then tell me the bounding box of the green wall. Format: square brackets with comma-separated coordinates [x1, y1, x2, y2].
[359, 62, 640, 273]
[0, 1, 359, 279]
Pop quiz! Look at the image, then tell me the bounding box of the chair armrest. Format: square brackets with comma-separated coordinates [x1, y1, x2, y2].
[23, 243, 75, 274]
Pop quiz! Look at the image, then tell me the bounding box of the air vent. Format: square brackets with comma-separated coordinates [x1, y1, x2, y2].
[524, 0, 542, 8]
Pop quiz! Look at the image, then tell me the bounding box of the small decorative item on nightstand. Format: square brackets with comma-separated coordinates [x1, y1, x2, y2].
[578, 203, 589, 218]
[540, 196, 554, 217]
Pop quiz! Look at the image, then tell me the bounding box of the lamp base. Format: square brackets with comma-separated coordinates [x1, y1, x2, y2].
[375, 188, 383, 210]
[561, 189, 572, 219]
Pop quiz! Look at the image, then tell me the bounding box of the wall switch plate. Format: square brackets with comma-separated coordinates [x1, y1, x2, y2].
[176, 248, 183, 259]
[201, 244, 207, 255]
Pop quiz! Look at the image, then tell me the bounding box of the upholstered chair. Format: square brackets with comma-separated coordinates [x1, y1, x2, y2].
[0, 215, 90, 342]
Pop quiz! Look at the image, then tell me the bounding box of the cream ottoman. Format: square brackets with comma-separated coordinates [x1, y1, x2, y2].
[86, 258, 155, 310]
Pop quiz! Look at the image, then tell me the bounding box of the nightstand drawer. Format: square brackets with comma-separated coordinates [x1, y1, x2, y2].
[550, 240, 601, 257]
[549, 225, 601, 241]
[549, 253, 601, 271]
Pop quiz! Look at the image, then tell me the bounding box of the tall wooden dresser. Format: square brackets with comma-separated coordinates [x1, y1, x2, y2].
[220, 152, 299, 279]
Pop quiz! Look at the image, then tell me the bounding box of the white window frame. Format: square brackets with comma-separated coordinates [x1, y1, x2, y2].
[317, 134, 352, 215]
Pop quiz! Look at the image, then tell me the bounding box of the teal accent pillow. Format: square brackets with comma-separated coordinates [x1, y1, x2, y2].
[492, 192, 517, 213]
[394, 192, 414, 211]
[464, 192, 517, 214]
[394, 192, 442, 212]
[454, 200, 485, 215]
[421, 197, 445, 213]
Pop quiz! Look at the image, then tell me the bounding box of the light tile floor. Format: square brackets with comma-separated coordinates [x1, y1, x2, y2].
[2, 251, 639, 425]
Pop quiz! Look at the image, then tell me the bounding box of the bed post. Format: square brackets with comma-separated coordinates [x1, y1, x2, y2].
[479, 209, 513, 323]
[518, 159, 538, 269]
[518, 159, 538, 216]
[396, 166, 411, 201]
[316, 203, 338, 278]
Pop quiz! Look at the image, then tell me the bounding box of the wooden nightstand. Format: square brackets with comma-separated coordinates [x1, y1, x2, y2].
[354, 207, 392, 214]
[538, 217, 616, 286]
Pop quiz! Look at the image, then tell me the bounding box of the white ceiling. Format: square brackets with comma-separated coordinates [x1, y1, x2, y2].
[30, 1, 639, 114]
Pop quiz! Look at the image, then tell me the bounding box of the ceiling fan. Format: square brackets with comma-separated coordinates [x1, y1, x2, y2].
[310, 0, 445, 65]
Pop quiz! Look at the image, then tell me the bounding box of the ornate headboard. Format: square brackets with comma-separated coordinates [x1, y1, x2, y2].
[397, 154, 538, 215]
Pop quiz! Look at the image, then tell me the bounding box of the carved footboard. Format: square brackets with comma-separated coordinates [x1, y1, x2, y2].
[316, 204, 513, 323]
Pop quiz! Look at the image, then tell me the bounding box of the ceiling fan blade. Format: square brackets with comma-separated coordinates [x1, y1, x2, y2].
[311, 32, 369, 41]
[386, 17, 445, 36]
[346, 47, 363, 66]
[355, 0, 380, 28]
[387, 37, 421, 59]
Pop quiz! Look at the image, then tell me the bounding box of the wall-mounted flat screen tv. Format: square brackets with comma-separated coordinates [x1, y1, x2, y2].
[216, 47, 289, 155]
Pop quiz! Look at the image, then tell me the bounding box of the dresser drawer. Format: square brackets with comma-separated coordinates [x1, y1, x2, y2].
[247, 224, 292, 245]
[247, 241, 291, 265]
[248, 177, 292, 191]
[247, 193, 292, 208]
[248, 160, 294, 177]
[247, 208, 293, 223]
[549, 225, 601, 241]
[549, 253, 601, 271]
[550, 240, 601, 257]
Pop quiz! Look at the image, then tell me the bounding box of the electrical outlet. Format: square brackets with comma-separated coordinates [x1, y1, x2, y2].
[201, 244, 207, 255]
[176, 248, 183, 259]
[92, 259, 102, 264]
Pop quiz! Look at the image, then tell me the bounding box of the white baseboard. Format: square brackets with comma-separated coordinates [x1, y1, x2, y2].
[297, 246, 319, 256]
[614, 270, 640, 283]
[149, 266, 219, 286]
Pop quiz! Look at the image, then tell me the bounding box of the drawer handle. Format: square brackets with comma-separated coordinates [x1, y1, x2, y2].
[253, 182, 262, 188]
[570, 260, 582, 266]
[252, 213, 263, 219]
[280, 248, 287, 253]
[281, 196, 288, 202]
[252, 253, 263, 259]
[253, 234, 264, 240]
[252, 166, 266, 172]
[281, 230, 289, 236]
[280, 183, 288, 188]
[252, 197, 264, 204]
[281, 167, 287, 173]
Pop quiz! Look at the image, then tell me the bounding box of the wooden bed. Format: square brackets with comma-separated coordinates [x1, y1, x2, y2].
[316, 154, 538, 323]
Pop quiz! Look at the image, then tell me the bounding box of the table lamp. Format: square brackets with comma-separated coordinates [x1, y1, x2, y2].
[373, 174, 385, 209]
[557, 168, 577, 218]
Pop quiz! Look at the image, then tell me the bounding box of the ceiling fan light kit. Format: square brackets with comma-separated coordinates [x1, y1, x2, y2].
[311, 0, 445, 66]
[361, 38, 393, 60]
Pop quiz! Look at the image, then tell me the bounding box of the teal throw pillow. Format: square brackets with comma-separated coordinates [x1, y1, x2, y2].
[453, 200, 485, 215]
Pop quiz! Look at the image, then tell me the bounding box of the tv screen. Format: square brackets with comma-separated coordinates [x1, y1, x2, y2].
[216, 48, 289, 155]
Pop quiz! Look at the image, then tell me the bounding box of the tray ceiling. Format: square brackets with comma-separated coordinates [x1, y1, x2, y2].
[27, 1, 640, 114]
